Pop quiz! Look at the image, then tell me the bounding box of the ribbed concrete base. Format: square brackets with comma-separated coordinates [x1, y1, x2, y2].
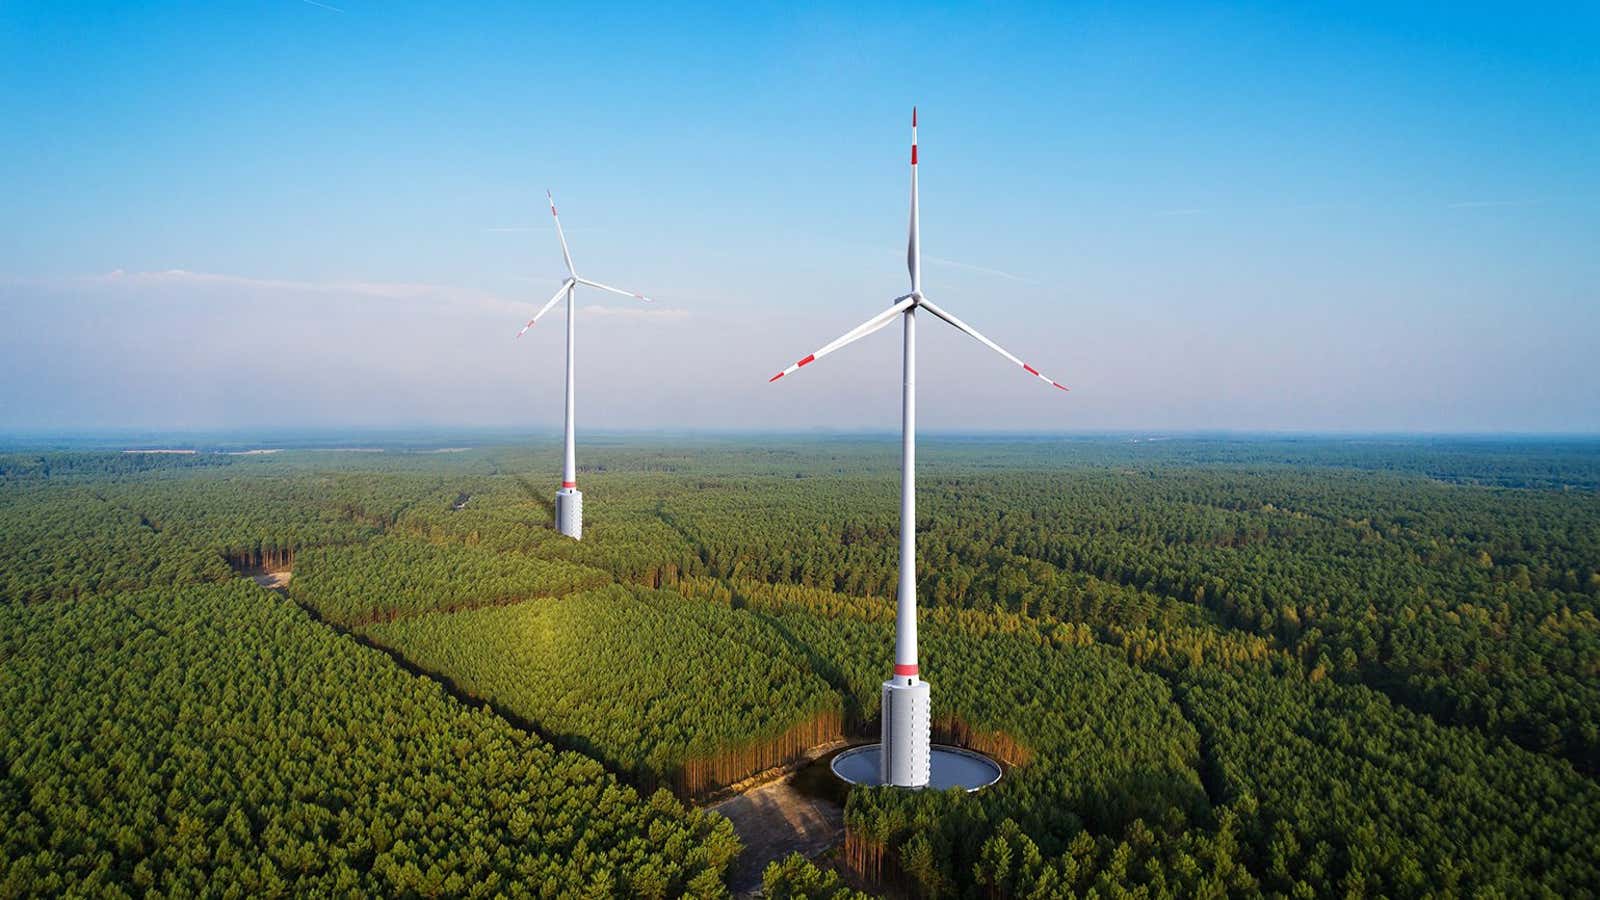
[556, 488, 582, 540]
[879, 678, 930, 786]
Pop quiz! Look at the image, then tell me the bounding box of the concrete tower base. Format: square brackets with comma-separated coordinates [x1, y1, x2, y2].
[556, 488, 583, 540]
[880, 677, 930, 786]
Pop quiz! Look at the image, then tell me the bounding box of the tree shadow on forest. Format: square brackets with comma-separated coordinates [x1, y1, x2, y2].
[1062, 763, 1215, 842]
[510, 474, 557, 526]
[652, 501, 711, 569]
[1169, 683, 1227, 812]
[752, 610, 873, 735]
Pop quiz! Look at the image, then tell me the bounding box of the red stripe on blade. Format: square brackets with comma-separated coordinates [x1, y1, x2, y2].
[893, 664, 919, 676]
[797, 354, 816, 367]
[911, 145, 918, 165]
[1023, 364, 1039, 376]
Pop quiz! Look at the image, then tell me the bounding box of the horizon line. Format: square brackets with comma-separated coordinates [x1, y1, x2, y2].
[4, 427, 1599, 442]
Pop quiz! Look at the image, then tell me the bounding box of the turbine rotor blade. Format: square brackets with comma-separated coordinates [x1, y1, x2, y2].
[576, 277, 654, 303]
[768, 295, 915, 382]
[918, 297, 1069, 391]
[515, 279, 574, 338]
[547, 190, 576, 277]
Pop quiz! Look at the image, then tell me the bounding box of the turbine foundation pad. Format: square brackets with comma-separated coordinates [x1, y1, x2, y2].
[830, 744, 1001, 791]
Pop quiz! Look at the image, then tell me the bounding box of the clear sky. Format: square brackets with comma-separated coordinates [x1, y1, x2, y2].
[1, 2, 1595, 434]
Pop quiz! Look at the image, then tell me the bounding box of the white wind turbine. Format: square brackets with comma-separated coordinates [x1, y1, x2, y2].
[514, 190, 657, 540]
[769, 109, 1069, 787]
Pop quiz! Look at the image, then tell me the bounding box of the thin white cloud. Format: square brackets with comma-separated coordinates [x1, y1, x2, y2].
[582, 304, 690, 321]
[921, 254, 1037, 285]
[73, 268, 526, 317]
[64, 268, 690, 323]
[299, 0, 344, 11]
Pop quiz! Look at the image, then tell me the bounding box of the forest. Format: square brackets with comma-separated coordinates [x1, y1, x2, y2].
[1, 435, 1597, 897]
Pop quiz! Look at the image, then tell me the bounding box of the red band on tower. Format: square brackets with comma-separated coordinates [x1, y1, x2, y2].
[562, 481, 576, 489]
[893, 664, 919, 676]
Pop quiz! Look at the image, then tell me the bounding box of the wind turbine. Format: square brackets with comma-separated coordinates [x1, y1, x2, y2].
[515, 190, 656, 540]
[769, 109, 1068, 788]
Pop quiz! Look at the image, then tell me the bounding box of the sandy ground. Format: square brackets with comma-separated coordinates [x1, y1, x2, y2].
[251, 570, 293, 591]
[708, 746, 847, 895]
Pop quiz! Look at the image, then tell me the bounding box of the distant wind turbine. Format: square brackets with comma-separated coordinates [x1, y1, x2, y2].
[514, 190, 656, 540]
[769, 108, 1069, 787]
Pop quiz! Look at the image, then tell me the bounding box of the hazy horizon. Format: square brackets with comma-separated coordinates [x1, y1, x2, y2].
[5, 426, 1598, 448]
[3, 3, 1596, 434]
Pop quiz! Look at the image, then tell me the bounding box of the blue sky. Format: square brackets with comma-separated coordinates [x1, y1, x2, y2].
[1, 1, 1596, 433]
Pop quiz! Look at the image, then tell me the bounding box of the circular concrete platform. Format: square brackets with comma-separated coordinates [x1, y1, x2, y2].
[829, 744, 1002, 791]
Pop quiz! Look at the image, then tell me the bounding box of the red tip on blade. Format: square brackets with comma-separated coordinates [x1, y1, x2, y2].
[912, 106, 917, 127]
[769, 372, 785, 383]
[797, 354, 816, 367]
[1053, 382, 1070, 391]
[1023, 363, 1040, 376]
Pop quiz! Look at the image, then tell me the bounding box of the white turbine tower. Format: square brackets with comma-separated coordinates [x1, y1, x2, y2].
[769, 109, 1068, 788]
[515, 190, 656, 540]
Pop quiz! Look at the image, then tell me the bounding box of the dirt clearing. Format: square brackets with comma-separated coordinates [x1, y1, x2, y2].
[251, 569, 293, 591]
[708, 745, 847, 895]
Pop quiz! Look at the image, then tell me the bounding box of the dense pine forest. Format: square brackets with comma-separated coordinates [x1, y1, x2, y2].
[1, 435, 1597, 897]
